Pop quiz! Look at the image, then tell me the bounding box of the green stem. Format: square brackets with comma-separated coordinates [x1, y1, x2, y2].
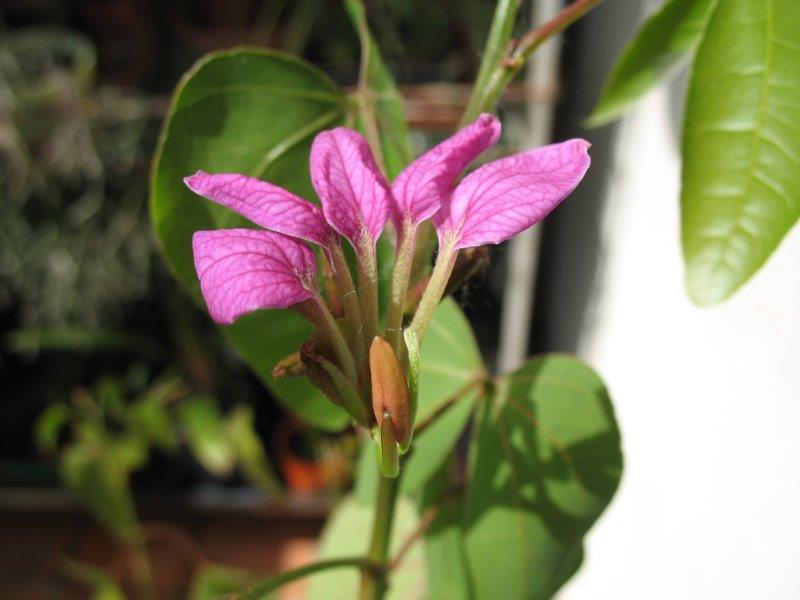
[331, 242, 366, 367]
[357, 236, 380, 348]
[234, 557, 375, 599]
[461, 0, 522, 126]
[385, 221, 415, 354]
[315, 295, 358, 383]
[460, 0, 603, 125]
[409, 238, 458, 343]
[360, 472, 401, 600]
[129, 535, 156, 600]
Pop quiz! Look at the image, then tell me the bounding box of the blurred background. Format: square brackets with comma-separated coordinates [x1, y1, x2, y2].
[1, 0, 798, 598]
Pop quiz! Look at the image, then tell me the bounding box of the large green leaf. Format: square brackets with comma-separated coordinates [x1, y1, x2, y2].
[307, 495, 426, 599]
[345, 0, 413, 179]
[588, 0, 716, 127]
[463, 355, 622, 599]
[681, 0, 800, 304]
[356, 299, 484, 500]
[150, 48, 348, 430]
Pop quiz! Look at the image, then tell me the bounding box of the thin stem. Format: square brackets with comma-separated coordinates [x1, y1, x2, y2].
[461, 0, 522, 126]
[331, 242, 366, 367]
[409, 238, 458, 343]
[461, 0, 603, 124]
[233, 557, 375, 599]
[314, 295, 358, 383]
[350, 0, 387, 175]
[357, 236, 380, 348]
[385, 221, 415, 354]
[360, 472, 401, 600]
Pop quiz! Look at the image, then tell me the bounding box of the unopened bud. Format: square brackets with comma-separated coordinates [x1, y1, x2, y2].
[369, 336, 410, 443]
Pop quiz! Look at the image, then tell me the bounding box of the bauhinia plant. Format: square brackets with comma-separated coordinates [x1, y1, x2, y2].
[151, 0, 622, 598]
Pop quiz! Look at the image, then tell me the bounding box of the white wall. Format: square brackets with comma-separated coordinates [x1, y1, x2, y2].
[560, 88, 800, 599]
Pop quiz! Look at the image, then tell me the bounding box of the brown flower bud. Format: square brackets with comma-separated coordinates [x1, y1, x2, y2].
[369, 336, 410, 443]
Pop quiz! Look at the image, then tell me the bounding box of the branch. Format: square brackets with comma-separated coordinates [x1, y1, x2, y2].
[461, 0, 604, 124]
[388, 483, 464, 572]
[229, 557, 375, 599]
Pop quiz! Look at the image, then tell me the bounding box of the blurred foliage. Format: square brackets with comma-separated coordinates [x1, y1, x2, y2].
[37, 373, 280, 541]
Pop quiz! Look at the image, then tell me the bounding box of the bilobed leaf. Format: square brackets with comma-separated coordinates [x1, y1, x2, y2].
[464, 355, 622, 599]
[150, 48, 348, 430]
[588, 0, 716, 126]
[681, 0, 800, 304]
[345, 0, 413, 179]
[308, 495, 426, 599]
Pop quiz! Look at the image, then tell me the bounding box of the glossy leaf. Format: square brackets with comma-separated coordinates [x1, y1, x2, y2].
[150, 48, 348, 430]
[681, 0, 800, 304]
[588, 0, 716, 127]
[308, 495, 426, 599]
[345, 0, 413, 179]
[464, 355, 622, 599]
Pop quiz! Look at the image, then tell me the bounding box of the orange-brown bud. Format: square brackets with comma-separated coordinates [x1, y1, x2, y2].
[369, 336, 410, 443]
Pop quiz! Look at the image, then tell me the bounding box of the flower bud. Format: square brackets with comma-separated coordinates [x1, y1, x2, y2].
[369, 336, 410, 443]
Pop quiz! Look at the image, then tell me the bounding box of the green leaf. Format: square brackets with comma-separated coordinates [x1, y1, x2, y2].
[227, 405, 281, 493]
[419, 460, 472, 599]
[128, 394, 177, 452]
[681, 0, 800, 304]
[588, 0, 717, 127]
[35, 402, 71, 453]
[178, 397, 236, 477]
[463, 355, 622, 599]
[150, 48, 348, 430]
[189, 563, 257, 600]
[307, 495, 426, 599]
[61, 558, 126, 600]
[345, 0, 413, 178]
[355, 299, 483, 500]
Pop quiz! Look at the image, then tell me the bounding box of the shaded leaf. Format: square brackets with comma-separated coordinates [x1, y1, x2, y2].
[588, 0, 716, 126]
[463, 355, 622, 599]
[227, 405, 281, 493]
[681, 0, 800, 304]
[150, 48, 348, 430]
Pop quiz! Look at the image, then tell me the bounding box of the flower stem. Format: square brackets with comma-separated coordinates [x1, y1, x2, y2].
[460, 0, 603, 125]
[314, 295, 358, 383]
[232, 557, 375, 599]
[385, 221, 415, 354]
[359, 472, 401, 600]
[409, 238, 458, 343]
[357, 236, 380, 347]
[331, 242, 366, 367]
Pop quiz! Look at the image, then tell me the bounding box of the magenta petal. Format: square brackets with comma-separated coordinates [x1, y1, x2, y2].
[391, 113, 501, 230]
[310, 128, 392, 249]
[192, 229, 316, 325]
[434, 139, 591, 249]
[184, 171, 331, 248]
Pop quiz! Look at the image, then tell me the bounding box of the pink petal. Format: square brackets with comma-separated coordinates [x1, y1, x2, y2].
[192, 229, 316, 325]
[391, 113, 501, 230]
[434, 139, 591, 249]
[184, 171, 331, 248]
[310, 128, 392, 249]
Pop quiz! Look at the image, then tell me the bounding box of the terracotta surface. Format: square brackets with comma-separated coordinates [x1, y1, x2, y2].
[0, 498, 328, 599]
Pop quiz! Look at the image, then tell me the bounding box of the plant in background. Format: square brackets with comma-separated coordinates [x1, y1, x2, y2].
[37, 375, 277, 599]
[150, 0, 624, 598]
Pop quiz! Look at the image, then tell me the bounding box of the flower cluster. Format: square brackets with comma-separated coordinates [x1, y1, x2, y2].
[186, 114, 590, 475]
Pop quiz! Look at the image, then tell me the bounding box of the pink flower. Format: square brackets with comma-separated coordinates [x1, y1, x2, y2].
[185, 115, 590, 328]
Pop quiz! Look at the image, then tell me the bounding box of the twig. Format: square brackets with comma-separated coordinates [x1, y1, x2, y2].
[388, 483, 464, 572]
[412, 378, 484, 437]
